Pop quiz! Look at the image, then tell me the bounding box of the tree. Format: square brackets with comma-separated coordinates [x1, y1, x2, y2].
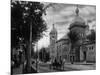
[39, 48, 50, 62]
[87, 29, 96, 42]
[11, 1, 47, 73]
[11, 1, 47, 47]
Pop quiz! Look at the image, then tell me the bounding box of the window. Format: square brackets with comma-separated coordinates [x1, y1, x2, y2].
[89, 46, 93, 50]
[92, 46, 93, 49]
[52, 35, 55, 38]
[80, 33, 84, 37]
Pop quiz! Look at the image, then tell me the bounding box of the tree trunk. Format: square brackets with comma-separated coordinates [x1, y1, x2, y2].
[26, 21, 32, 73]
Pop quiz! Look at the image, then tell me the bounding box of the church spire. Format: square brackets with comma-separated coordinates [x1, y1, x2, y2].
[50, 24, 57, 34]
[75, 5, 79, 16]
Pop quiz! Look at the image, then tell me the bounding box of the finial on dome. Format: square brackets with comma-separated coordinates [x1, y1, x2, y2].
[75, 5, 79, 16]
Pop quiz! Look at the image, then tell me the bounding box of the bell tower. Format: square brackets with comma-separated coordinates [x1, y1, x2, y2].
[50, 24, 57, 45]
[49, 24, 57, 60]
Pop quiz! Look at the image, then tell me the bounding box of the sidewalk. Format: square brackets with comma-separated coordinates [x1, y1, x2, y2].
[64, 62, 96, 70]
[12, 64, 23, 74]
[65, 61, 95, 65]
[32, 63, 57, 73]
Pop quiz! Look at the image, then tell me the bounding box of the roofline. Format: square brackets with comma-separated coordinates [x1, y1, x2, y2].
[56, 38, 69, 43]
[69, 23, 87, 30]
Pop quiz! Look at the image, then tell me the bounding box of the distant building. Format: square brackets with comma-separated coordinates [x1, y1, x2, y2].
[56, 35, 71, 62]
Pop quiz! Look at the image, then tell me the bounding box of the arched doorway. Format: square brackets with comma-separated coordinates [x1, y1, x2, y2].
[83, 51, 86, 61]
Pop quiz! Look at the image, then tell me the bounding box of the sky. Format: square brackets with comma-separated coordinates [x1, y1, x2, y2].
[37, 2, 96, 50]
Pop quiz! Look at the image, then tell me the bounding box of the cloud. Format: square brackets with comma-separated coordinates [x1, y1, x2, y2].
[88, 20, 96, 30]
[55, 21, 69, 26]
[38, 36, 50, 50]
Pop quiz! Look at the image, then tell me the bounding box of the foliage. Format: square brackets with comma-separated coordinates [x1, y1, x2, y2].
[87, 29, 96, 42]
[11, 1, 47, 47]
[39, 48, 50, 62]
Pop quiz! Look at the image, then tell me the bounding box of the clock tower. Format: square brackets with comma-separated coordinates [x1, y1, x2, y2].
[49, 24, 57, 60]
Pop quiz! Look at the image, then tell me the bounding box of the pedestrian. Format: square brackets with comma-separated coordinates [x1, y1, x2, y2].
[63, 59, 65, 70]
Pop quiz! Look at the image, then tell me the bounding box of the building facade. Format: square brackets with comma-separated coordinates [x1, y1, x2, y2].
[80, 41, 96, 62]
[56, 37, 71, 62]
[69, 6, 96, 63]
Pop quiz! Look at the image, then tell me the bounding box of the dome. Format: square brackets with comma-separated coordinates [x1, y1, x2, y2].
[70, 5, 86, 29]
[72, 16, 85, 24]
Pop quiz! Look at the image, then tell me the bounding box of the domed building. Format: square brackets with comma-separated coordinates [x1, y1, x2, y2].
[69, 6, 95, 62]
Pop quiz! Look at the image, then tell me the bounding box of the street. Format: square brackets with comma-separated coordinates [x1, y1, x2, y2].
[31, 62, 96, 73]
[12, 61, 96, 74]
